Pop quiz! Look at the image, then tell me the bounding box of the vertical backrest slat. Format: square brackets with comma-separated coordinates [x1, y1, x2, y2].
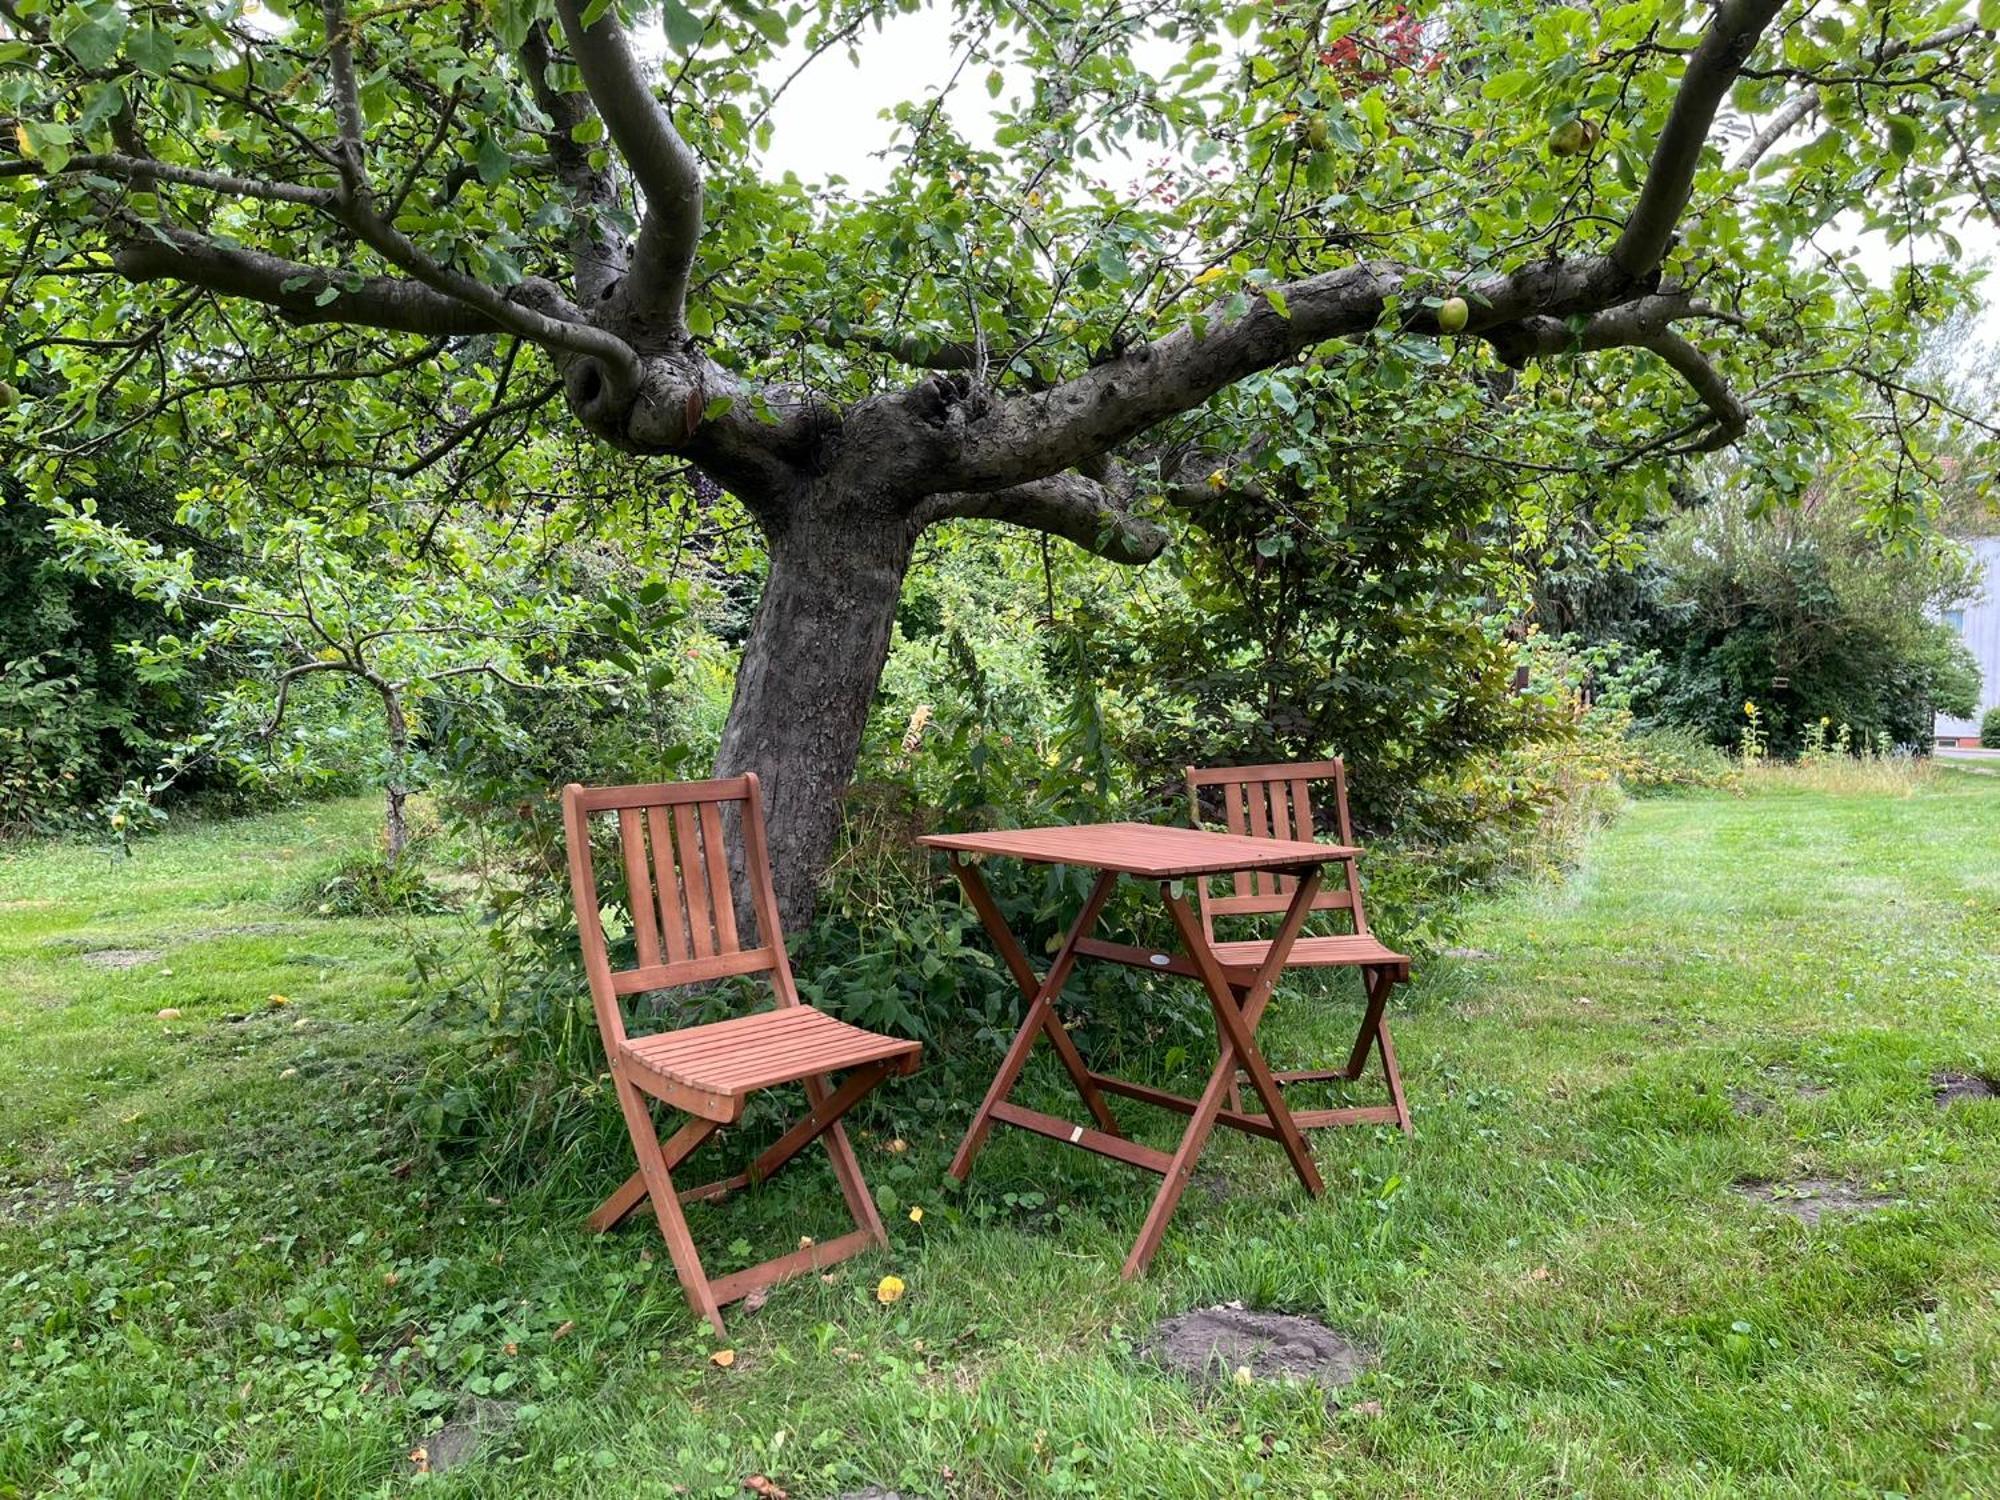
[672, 802, 716, 957]
[1222, 780, 1252, 900]
[1324, 761, 1366, 933]
[1240, 780, 1272, 900]
[740, 774, 803, 1008]
[1289, 777, 1315, 841]
[562, 785, 628, 1051]
[1327, 760, 1356, 844]
[617, 808, 665, 970]
[644, 805, 692, 964]
[1265, 782, 1294, 895]
[1186, 759, 1368, 937]
[698, 800, 741, 953]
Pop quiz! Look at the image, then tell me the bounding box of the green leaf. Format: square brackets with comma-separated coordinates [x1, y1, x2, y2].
[1264, 286, 1290, 320]
[60, 11, 126, 72]
[986, 69, 1004, 98]
[1885, 116, 1917, 158]
[124, 24, 177, 76]
[1483, 69, 1533, 101]
[660, 0, 706, 51]
[475, 132, 512, 186]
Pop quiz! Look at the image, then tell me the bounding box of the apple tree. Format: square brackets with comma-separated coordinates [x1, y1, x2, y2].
[3, 0, 1995, 920]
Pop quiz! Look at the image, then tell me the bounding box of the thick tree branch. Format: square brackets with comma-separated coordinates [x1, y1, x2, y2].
[320, 0, 369, 192]
[913, 0, 1789, 497]
[554, 0, 703, 342]
[1613, 0, 1785, 277]
[1612, 330, 1749, 465]
[520, 20, 627, 306]
[920, 254, 1646, 492]
[110, 223, 496, 335]
[1733, 89, 1819, 172]
[914, 468, 1168, 565]
[1481, 291, 1755, 365]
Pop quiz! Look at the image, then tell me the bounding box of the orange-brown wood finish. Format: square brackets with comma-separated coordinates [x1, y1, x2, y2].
[926, 824, 1346, 1279]
[1186, 759, 1413, 1134]
[562, 774, 921, 1336]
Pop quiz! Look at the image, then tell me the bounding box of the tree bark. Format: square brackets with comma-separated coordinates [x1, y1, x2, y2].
[379, 682, 411, 866]
[713, 490, 916, 931]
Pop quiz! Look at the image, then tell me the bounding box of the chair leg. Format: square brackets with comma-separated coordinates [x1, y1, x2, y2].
[1345, 966, 1412, 1135]
[588, 1114, 719, 1233]
[603, 1067, 906, 1334]
[609, 1070, 726, 1336]
[812, 1079, 892, 1247]
[1376, 1015, 1413, 1135]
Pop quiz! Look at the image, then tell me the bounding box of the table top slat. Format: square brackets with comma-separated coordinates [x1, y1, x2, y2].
[918, 821, 1359, 878]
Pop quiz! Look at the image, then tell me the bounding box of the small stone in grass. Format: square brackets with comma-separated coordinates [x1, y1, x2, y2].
[155, 1007, 181, 1020]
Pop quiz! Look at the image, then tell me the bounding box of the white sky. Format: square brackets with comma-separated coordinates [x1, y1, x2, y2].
[749, 5, 2000, 350]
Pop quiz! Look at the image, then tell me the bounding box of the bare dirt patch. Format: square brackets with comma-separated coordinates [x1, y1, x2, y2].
[1441, 946, 1496, 961]
[1933, 1071, 1998, 1107]
[411, 1398, 518, 1475]
[1141, 1302, 1371, 1390]
[1734, 1178, 1896, 1224]
[77, 947, 163, 969]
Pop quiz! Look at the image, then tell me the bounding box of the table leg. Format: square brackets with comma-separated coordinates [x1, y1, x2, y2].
[1121, 872, 1327, 1279]
[1166, 874, 1325, 1196]
[946, 857, 1123, 1138]
[947, 866, 1118, 1182]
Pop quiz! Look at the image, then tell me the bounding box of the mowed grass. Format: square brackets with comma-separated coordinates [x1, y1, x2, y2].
[3, 776, 1998, 1498]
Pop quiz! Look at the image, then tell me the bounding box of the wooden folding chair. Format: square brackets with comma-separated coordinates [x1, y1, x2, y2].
[1186, 760, 1413, 1134]
[561, 775, 921, 1335]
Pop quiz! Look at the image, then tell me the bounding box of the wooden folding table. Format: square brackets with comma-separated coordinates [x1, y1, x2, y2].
[922, 822, 1360, 1279]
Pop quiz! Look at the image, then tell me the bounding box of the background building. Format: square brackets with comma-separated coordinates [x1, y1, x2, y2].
[1936, 535, 2000, 747]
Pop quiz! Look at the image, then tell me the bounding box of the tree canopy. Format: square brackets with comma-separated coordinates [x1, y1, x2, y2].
[4, 0, 1996, 913]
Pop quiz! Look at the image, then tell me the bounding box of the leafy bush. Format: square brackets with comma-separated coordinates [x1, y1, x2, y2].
[1618, 723, 1741, 793]
[294, 848, 458, 918]
[0, 479, 219, 831]
[1982, 705, 2000, 747]
[1608, 490, 1980, 755]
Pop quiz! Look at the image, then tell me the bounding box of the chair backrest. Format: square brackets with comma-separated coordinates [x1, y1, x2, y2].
[560, 775, 800, 1050]
[1184, 759, 1369, 943]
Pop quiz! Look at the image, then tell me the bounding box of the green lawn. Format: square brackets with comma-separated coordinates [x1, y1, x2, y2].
[3, 776, 1998, 1498]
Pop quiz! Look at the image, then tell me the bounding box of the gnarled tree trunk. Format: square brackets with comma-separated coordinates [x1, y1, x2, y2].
[713, 489, 915, 930]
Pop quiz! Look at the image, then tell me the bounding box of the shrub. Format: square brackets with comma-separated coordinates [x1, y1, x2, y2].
[0, 476, 221, 831]
[1982, 704, 2000, 748]
[294, 848, 458, 918]
[1619, 723, 1741, 793]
